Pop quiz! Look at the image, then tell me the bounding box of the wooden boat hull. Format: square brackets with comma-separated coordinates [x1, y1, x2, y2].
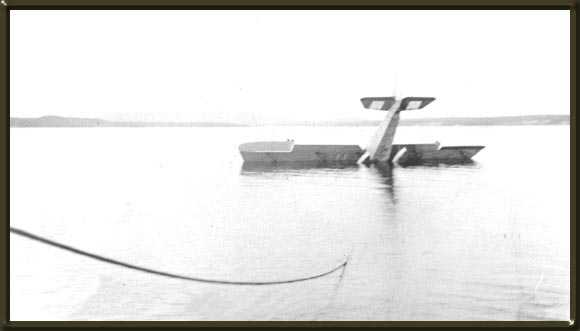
[390, 144, 485, 166]
[239, 141, 364, 165]
[240, 141, 483, 166]
[239, 95, 485, 168]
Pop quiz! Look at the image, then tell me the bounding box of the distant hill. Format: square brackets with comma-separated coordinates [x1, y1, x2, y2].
[9, 114, 570, 128]
[291, 115, 570, 126]
[400, 115, 570, 126]
[10, 116, 248, 128]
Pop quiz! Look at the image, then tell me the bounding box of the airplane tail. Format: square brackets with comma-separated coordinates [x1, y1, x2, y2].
[360, 96, 435, 112]
[359, 96, 436, 164]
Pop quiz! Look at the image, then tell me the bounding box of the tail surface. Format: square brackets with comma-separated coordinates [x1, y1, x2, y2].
[360, 96, 436, 163]
[360, 97, 435, 112]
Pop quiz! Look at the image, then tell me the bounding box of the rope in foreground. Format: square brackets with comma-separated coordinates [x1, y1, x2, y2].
[10, 227, 348, 286]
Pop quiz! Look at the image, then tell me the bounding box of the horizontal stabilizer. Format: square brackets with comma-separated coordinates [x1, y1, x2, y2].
[399, 97, 436, 111]
[360, 97, 397, 110]
[361, 96, 435, 111]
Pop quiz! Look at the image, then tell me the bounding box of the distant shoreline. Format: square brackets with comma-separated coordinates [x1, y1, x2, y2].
[10, 115, 570, 128]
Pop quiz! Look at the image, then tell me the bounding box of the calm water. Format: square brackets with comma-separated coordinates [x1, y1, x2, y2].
[10, 125, 570, 321]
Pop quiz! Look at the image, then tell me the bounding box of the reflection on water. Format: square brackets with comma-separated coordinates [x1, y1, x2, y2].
[241, 161, 398, 207]
[369, 163, 394, 198]
[241, 161, 361, 173]
[398, 158, 475, 167]
[10, 126, 570, 321]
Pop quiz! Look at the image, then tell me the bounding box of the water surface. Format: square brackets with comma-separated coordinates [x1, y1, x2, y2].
[10, 125, 570, 321]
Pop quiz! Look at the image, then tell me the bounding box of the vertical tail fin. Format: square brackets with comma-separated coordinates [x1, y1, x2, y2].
[361, 96, 436, 163]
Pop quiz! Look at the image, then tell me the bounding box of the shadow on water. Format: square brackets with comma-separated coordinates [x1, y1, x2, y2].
[240, 160, 477, 181]
[240, 160, 480, 208]
[240, 161, 397, 202]
[240, 161, 360, 175]
[397, 159, 478, 168]
[239, 162, 362, 181]
[241, 159, 480, 174]
[367, 163, 395, 203]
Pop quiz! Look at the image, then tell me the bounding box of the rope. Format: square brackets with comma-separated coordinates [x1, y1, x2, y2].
[10, 227, 348, 286]
[315, 256, 348, 320]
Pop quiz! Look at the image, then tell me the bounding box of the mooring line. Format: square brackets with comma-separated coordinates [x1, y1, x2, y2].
[10, 227, 348, 286]
[315, 253, 350, 320]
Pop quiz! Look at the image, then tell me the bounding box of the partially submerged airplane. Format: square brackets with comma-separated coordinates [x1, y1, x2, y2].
[239, 96, 484, 167]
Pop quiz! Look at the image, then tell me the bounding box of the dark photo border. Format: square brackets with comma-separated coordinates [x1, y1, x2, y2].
[1, 0, 576, 329]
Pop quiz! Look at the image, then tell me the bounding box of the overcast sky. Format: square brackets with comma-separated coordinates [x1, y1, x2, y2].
[10, 10, 570, 123]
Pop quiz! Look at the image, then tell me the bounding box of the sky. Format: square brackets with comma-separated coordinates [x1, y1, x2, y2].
[10, 10, 570, 124]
